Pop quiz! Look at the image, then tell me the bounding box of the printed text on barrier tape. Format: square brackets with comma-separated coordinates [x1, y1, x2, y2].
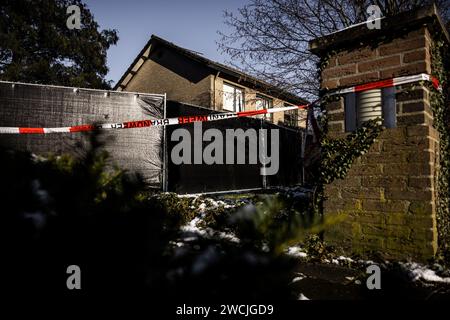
[328, 73, 441, 95]
[0, 104, 309, 134]
[0, 73, 441, 134]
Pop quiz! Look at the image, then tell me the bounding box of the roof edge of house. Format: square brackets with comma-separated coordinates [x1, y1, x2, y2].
[113, 37, 153, 91]
[114, 35, 309, 105]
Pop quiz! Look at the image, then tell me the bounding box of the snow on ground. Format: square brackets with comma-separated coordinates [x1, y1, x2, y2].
[181, 217, 207, 236]
[206, 199, 235, 210]
[178, 193, 238, 210]
[400, 262, 450, 284]
[214, 230, 240, 243]
[178, 196, 240, 244]
[298, 293, 310, 300]
[173, 192, 450, 288]
[357, 259, 375, 266]
[286, 246, 308, 259]
[290, 272, 306, 284]
[180, 216, 240, 244]
[285, 245, 450, 287]
[336, 256, 354, 264]
[30, 153, 48, 163]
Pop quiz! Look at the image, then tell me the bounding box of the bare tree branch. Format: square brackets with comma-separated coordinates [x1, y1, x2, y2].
[218, 0, 449, 100]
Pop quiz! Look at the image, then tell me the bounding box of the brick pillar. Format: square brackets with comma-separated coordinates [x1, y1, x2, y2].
[310, 16, 446, 260]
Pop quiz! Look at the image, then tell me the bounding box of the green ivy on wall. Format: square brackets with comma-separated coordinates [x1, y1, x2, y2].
[311, 47, 385, 214]
[311, 92, 383, 213]
[319, 118, 383, 185]
[313, 24, 450, 261]
[429, 36, 450, 260]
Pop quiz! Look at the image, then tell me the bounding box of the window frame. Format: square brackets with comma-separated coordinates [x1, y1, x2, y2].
[255, 94, 273, 121]
[222, 82, 245, 112]
[284, 103, 298, 127]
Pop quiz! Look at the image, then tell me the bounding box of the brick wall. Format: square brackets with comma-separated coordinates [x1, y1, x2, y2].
[124, 49, 213, 107]
[322, 27, 432, 91]
[320, 26, 439, 260]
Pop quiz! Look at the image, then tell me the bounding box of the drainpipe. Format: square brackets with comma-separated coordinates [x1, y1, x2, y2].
[213, 71, 220, 110]
[300, 108, 310, 186]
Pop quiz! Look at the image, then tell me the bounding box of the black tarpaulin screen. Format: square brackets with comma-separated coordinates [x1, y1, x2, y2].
[166, 101, 303, 194]
[0, 81, 164, 188]
[0, 82, 303, 193]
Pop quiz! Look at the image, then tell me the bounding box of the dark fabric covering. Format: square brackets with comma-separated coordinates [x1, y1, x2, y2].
[0, 81, 164, 188]
[0, 82, 303, 193]
[166, 101, 303, 194]
[382, 87, 397, 128]
[344, 93, 357, 132]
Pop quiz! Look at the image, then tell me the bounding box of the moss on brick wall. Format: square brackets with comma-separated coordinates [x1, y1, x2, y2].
[429, 33, 450, 261]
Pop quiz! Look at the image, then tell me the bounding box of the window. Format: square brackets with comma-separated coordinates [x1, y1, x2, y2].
[255, 94, 273, 121]
[344, 87, 396, 132]
[223, 83, 244, 112]
[284, 103, 298, 127]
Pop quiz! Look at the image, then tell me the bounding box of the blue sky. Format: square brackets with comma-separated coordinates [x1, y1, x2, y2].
[85, 0, 246, 86]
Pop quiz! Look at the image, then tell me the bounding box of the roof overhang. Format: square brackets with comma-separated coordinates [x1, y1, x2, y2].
[309, 4, 449, 56]
[114, 36, 309, 105]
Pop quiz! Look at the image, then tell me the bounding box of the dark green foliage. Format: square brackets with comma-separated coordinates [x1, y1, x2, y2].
[310, 115, 383, 213]
[304, 234, 327, 261]
[429, 36, 450, 263]
[152, 193, 199, 226]
[228, 192, 321, 255]
[319, 118, 383, 185]
[0, 137, 306, 300]
[153, 193, 243, 228]
[0, 0, 118, 88]
[163, 237, 298, 300]
[200, 199, 234, 228]
[1, 134, 180, 296]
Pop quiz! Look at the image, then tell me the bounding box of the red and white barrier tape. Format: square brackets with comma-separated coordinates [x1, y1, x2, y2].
[0, 105, 308, 134]
[329, 73, 442, 95]
[0, 73, 442, 134]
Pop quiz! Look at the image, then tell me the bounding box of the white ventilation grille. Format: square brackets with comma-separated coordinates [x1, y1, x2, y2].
[357, 88, 382, 125]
